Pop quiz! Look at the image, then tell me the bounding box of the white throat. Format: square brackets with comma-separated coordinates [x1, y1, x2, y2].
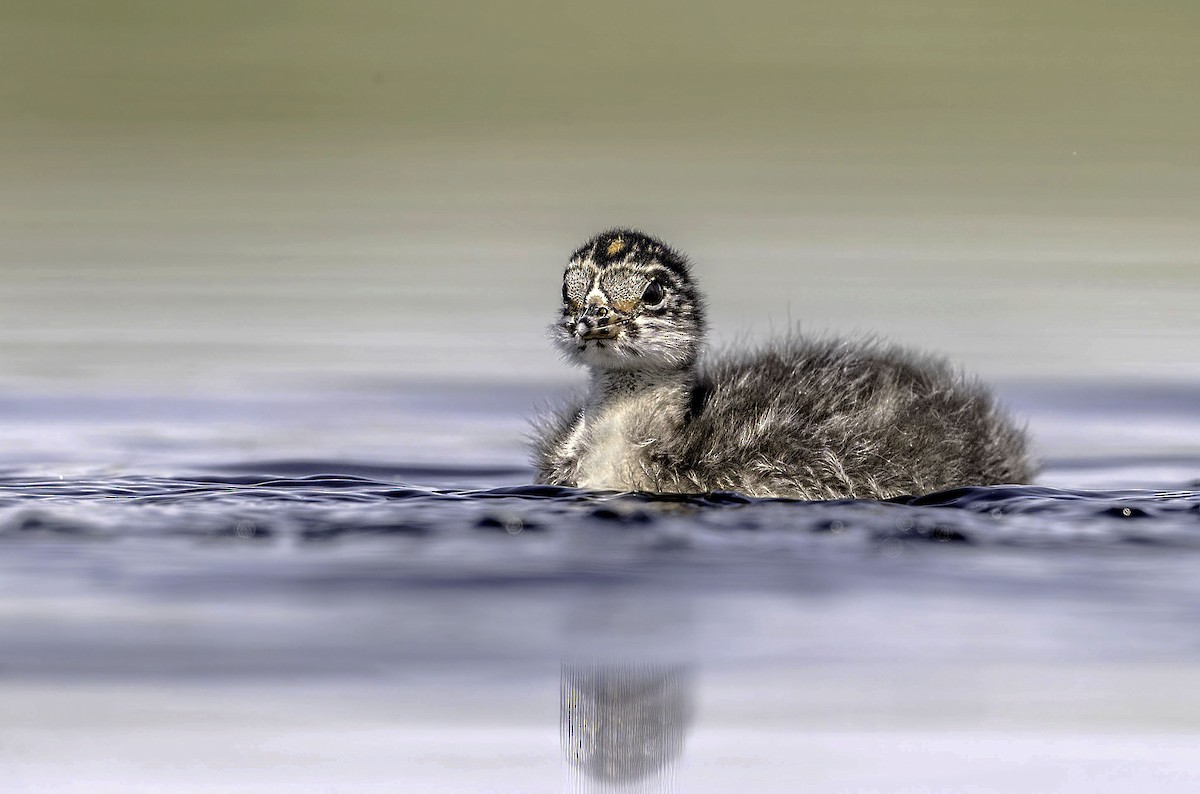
[566, 367, 691, 491]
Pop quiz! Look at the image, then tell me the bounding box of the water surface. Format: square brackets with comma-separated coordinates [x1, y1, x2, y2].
[3, 382, 1200, 792]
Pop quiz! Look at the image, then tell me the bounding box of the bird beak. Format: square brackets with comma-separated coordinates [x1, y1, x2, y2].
[576, 319, 620, 341]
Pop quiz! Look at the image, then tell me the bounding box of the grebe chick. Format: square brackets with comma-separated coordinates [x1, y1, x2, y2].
[532, 229, 1034, 499]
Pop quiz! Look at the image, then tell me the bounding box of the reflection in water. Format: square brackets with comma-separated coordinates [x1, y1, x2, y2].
[561, 663, 695, 792]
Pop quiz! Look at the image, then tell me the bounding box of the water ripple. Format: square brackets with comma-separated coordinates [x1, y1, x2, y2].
[0, 468, 1197, 550]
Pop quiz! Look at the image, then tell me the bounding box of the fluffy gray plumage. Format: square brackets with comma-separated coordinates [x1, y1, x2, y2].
[532, 229, 1034, 499]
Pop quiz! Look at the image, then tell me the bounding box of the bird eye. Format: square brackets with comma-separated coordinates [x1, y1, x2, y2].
[642, 280, 665, 306]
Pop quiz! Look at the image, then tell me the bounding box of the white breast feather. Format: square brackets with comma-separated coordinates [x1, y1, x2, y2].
[573, 401, 643, 491]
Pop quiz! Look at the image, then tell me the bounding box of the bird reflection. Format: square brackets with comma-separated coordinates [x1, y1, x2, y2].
[561, 662, 694, 792]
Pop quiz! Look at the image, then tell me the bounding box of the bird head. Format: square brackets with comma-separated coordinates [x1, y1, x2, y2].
[552, 229, 706, 372]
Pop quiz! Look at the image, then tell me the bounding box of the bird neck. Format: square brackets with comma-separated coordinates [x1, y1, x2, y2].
[585, 367, 693, 417]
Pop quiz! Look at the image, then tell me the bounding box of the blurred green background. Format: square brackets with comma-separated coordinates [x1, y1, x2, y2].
[2, 1, 1197, 389]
